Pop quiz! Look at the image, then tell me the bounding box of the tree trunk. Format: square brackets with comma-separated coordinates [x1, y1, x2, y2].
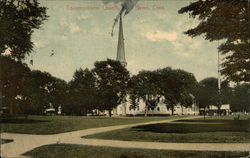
[144, 104, 148, 117]
[218, 106, 221, 116]
[181, 105, 184, 115]
[171, 105, 174, 116]
[108, 110, 112, 117]
[203, 109, 206, 120]
[10, 102, 13, 116]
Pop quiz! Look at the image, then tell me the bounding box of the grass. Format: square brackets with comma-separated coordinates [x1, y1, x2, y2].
[0, 115, 178, 134]
[86, 116, 250, 143]
[24, 144, 249, 158]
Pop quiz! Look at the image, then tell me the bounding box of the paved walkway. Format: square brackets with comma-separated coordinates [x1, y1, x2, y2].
[1, 116, 249, 158]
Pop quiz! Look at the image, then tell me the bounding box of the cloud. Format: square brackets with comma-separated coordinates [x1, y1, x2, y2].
[67, 23, 80, 33]
[34, 40, 46, 48]
[145, 31, 177, 42]
[60, 18, 80, 33]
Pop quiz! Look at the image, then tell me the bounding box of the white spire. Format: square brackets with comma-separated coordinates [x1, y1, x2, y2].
[116, 15, 127, 67]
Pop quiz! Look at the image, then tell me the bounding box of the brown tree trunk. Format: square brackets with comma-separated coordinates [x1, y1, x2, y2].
[10, 102, 13, 116]
[144, 105, 148, 117]
[171, 105, 174, 116]
[108, 110, 112, 117]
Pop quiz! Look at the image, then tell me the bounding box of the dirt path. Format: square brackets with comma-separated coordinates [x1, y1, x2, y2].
[1, 116, 249, 158]
[65, 138, 250, 152]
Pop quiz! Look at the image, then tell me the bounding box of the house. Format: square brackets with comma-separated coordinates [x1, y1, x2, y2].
[112, 96, 199, 116]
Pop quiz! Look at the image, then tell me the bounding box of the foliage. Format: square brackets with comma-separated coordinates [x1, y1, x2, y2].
[93, 59, 130, 116]
[178, 0, 250, 82]
[23, 70, 63, 114]
[128, 93, 139, 111]
[129, 70, 161, 116]
[230, 83, 250, 112]
[197, 77, 232, 108]
[0, 0, 48, 60]
[64, 68, 98, 115]
[158, 68, 198, 115]
[48, 78, 68, 113]
[0, 56, 30, 115]
[128, 67, 197, 116]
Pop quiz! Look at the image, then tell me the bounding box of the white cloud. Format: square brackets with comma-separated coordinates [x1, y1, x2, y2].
[76, 14, 90, 20]
[145, 31, 177, 42]
[68, 23, 80, 33]
[60, 17, 80, 33]
[34, 40, 46, 48]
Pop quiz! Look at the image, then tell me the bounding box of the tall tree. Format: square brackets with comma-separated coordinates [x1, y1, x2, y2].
[0, 56, 30, 115]
[179, 0, 250, 82]
[230, 83, 250, 112]
[159, 67, 198, 115]
[197, 77, 232, 114]
[93, 59, 130, 116]
[0, 0, 48, 60]
[129, 70, 161, 116]
[23, 70, 56, 115]
[65, 68, 98, 116]
[48, 77, 68, 114]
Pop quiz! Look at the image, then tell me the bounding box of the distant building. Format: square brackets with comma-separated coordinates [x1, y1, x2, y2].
[112, 96, 199, 116]
[199, 104, 231, 116]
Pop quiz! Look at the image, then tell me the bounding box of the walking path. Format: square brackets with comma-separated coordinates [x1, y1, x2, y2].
[65, 138, 250, 152]
[1, 116, 249, 158]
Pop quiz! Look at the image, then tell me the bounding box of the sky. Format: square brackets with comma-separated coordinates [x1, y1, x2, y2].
[25, 0, 220, 82]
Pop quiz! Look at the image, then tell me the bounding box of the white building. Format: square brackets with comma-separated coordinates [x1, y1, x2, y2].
[112, 96, 199, 116]
[199, 104, 231, 116]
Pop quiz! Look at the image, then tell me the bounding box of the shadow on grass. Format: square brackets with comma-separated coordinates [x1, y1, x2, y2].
[175, 119, 248, 123]
[24, 144, 249, 158]
[0, 139, 13, 144]
[1, 118, 50, 124]
[133, 119, 250, 133]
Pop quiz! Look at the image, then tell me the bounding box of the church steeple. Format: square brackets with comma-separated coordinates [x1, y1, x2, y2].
[116, 15, 127, 67]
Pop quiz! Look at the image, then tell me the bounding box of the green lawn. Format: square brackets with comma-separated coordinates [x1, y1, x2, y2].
[86, 116, 250, 143]
[24, 144, 249, 158]
[1, 115, 178, 134]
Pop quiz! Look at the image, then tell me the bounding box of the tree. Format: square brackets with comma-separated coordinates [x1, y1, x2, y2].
[178, 0, 250, 82]
[197, 77, 232, 114]
[93, 59, 130, 117]
[129, 70, 161, 116]
[0, 56, 67, 116]
[65, 68, 98, 116]
[0, 56, 30, 115]
[159, 67, 198, 115]
[0, 0, 48, 60]
[23, 70, 56, 115]
[128, 68, 197, 116]
[47, 77, 68, 114]
[230, 83, 250, 112]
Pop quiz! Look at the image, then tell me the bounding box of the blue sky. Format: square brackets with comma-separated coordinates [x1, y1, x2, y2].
[25, 0, 220, 82]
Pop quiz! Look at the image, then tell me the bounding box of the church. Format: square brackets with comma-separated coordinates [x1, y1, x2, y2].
[111, 15, 199, 116]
